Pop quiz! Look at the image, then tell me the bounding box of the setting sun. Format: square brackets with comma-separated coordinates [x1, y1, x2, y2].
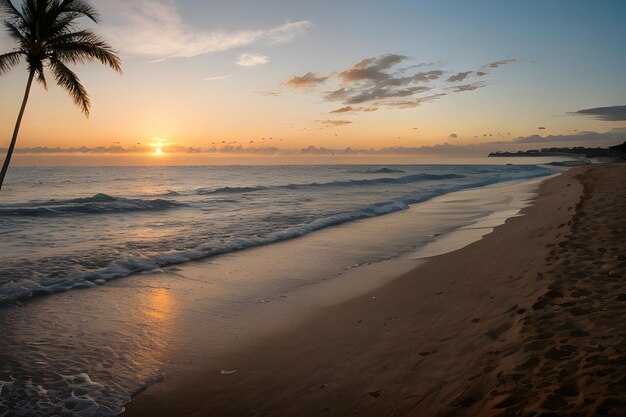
[150, 138, 169, 156]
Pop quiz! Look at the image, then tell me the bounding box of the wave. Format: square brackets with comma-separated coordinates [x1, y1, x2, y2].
[349, 167, 406, 174]
[0, 197, 417, 305]
[0, 169, 554, 306]
[0, 193, 182, 217]
[195, 173, 465, 195]
[197, 186, 268, 195]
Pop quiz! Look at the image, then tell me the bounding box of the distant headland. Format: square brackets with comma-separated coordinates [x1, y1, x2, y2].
[488, 141, 626, 158]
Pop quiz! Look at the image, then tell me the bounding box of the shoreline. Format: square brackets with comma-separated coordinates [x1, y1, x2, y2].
[123, 163, 626, 416]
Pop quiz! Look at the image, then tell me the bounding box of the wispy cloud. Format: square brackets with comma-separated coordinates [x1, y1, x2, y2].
[484, 59, 519, 68]
[255, 91, 280, 97]
[446, 83, 484, 93]
[236, 53, 269, 67]
[285, 72, 329, 88]
[329, 106, 354, 114]
[101, 0, 312, 59]
[570, 105, 626, 121]
[316, 119, 353, 127]
[329, 106, 379, 114]
[204, 74, 232, 81]
[446, 71, 472, 82]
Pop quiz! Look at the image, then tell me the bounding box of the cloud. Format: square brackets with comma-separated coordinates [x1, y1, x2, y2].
[447, 83, 484, 93]
[236, 53, 269, 67]
[286, 54, 517, 113]
[447, 71, 472, 82]
[10, 129, 624, 158]
[101, 0, 312, 58]
[327, 106, 379, 114]
[327, 85, 433, 105]
[396, 61, 444, 73]
[383, 93, 447, 109]
[285, 55, 447, 109]
[322, 55, 447, 108]
[316, 120, 353, 127]
[570, 105, 626, 121]
[484, 59, 519, 68]
[255, 91, 280, 97]
[285, 72, 329, 88]
[329, 106, 354, 114]
[299, 143, 462, 155]
[204, 74, 232, 81]
[338, 54, 407, 83]
[10, 144, 283, 155]
[217, 145, 280, 154]
[449, 133, 458, 138]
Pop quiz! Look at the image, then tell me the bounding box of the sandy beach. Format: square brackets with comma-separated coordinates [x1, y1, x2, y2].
[122, 163, 626, 417]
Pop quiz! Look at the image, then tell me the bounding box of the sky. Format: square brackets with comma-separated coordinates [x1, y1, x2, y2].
[1, 0, 625, 165]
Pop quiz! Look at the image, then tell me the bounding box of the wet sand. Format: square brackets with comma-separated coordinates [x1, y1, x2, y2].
[123, 163, 626, 417]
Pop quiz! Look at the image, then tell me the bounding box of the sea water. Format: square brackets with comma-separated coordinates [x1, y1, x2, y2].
[0, 164, 553, 304]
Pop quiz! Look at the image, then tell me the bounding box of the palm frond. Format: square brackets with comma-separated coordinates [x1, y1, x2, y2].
[47, 27, 90, 43]
[48, 55, 90, 116]
[44, 12, 77, 38]
[51, 31, 121, 72]
[57, 0, 97, 22]
[22, 0, 38, 26]
[0, 0, 25, 21]
[3, 20, 27, 43]
[0, 50, 21, 75]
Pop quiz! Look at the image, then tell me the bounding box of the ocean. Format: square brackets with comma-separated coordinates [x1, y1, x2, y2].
[0, 164, 553, 305]
[0, 163, 556, 416]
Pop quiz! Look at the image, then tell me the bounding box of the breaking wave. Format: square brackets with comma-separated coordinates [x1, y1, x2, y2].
[0, 194, 182, 217]
[195, 173, 465, 195]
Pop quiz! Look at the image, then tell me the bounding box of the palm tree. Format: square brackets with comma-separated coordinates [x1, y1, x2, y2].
[0, 0, 121, 191]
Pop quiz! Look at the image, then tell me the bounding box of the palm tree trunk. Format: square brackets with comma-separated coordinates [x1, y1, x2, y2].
[0, 70, 35, 192]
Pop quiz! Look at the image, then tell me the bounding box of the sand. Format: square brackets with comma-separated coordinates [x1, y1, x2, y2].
[123, 163, 626, 417]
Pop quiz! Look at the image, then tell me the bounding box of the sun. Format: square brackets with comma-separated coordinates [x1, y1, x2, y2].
[149, 138, 169, 156]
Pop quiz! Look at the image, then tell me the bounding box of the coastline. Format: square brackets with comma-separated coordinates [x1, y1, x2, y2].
[123, 163, 626, 417]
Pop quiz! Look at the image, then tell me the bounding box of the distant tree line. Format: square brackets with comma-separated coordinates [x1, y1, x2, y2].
[488, 142, 626, 158]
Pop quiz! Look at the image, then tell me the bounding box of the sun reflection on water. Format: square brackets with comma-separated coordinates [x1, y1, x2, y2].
[141, 287, 174, 323]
